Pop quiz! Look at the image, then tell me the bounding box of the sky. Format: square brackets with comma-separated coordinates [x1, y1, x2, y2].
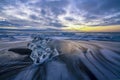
[0, 0, 120, 32]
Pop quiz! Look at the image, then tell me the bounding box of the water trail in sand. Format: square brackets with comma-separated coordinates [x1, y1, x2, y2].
[0, 37, 120, 80]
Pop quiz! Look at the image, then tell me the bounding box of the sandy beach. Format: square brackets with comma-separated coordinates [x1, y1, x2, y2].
[0, 40, 120, 80]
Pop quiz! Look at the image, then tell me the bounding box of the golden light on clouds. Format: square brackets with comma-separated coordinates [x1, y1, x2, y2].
[62, 25, 120, 32]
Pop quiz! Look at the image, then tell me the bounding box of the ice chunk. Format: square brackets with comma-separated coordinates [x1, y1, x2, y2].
[28, 36, 59, 64]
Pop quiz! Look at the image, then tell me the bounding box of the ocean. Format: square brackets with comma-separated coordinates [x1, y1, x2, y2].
[0, 29, 120, 42]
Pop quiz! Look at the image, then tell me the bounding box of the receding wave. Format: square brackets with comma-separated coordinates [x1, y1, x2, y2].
[0, 37, 120, 80]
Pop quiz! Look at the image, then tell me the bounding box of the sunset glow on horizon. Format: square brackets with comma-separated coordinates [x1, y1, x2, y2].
[62, 25, 120, 32]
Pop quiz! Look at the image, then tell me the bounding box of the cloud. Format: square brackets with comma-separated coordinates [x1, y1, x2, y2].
[60, 0, 120, 26]
[0, 0, 70, 29]
[0, 21, 21, 27]
[74, 0, 120, 26]
[0, 0, 120, 29]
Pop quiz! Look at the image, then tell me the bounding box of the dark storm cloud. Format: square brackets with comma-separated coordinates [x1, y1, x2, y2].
[64, 17, 75, 21]
[39, 0, 68, 16]
[76, 0, 120, 14]
[47, 22, 64, 27]
[74, 0, 120, 26]
[0, 0, 69, 28]
[0, 0, 120, 29]
[100, 0, 120, 11]
[0, 21, 21, 27]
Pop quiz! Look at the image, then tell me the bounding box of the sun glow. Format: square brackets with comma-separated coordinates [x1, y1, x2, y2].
[62, 25, 120, 32]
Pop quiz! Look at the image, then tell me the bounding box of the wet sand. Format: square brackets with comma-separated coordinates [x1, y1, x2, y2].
[0, 40, 120, 80]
